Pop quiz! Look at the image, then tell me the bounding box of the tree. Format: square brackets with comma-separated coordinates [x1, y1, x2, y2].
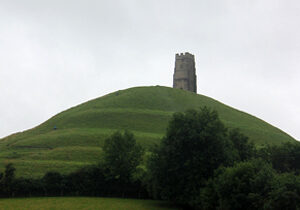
[146, 107, 234, 207]
[102, 131, 144, 184]
[0, 163, 16, 197]
[212, 159, 275, 210]
[257, 142, 300, 174]
[270, 142, 300, 174]
[42, 171, 63, 196]
[265, 173, 300, 210]
[229, 128, 255, 162]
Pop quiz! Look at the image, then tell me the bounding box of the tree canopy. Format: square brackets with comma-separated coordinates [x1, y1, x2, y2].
[147, 107, 235, 205]
[102, 130, 144, 183]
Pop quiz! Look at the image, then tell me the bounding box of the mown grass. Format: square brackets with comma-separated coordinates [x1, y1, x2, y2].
[0, 86, 296, 177]
[0, 159, 91, 178]
[0, 197, 181, 210]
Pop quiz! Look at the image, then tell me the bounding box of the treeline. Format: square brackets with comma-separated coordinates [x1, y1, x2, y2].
[0, 164, 147, 198]
[145, 107, 300, 210]
[0, 131, 148, 199]
[1, 107, 300, 210]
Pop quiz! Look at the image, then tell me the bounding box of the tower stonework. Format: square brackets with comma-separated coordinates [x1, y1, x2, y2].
[173, 52, 197, 93]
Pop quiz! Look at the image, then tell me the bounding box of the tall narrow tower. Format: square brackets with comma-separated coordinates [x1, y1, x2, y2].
[173, 52, 197, 93]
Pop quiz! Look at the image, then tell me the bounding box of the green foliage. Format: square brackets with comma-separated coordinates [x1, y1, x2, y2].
[211, 159, 275, 210]
[196, 146, 300, 210]
[266, 142, 300, 174]
[266, 173, 300, 210]
[0, 162, 148, 198]
[3, 163, 16, 183]
[42, 172, 63, 196]
[147, 107, 233, 205]
[103, 131, 144, 183]
[229, 128, 256, 162]
[146, 107, 300, 210]
[0, 163, 16, 196]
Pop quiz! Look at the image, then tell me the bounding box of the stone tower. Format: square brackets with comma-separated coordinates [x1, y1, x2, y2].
[173, 52, 197, 93]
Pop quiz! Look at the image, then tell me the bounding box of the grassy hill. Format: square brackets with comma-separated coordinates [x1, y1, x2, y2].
[0, 86, 296, 177]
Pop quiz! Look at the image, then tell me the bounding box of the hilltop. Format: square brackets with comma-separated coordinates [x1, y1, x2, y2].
[0, 86, 296, 177]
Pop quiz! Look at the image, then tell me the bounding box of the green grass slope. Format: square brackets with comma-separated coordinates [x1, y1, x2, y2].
[0, 86, 296, 177]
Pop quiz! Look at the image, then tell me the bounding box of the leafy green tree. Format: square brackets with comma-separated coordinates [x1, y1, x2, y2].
[147, 107, 234, 206]
[0, 163, 16, 197]
[257, 142, 300, 174]
[212, 159, 275, 210]
[270, 142, 300, 174]
[102, 131, 144, 183]
[229, 128, 255, 162]
[3, 163, 15, 183]
[42, 171, 63, 196]
[265, 173, 300, 210]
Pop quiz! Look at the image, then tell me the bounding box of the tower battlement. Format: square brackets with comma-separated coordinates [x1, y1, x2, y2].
[173, 52, 197, 93]
[175, 52, 195, 60]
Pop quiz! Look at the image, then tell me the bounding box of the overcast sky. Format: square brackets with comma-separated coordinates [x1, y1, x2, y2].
[0, 0, 299, 140]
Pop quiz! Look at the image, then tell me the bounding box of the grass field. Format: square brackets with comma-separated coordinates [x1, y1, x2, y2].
[0, 86, 296, 177]
[0, 197, 180, 210]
